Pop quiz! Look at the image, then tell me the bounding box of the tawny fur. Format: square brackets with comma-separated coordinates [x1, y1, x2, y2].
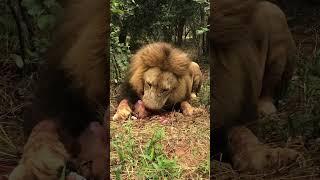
[129, 42, 193, 95]
[189, 62, 203, 94]
[129, 42, 202, 105]
[9, 120, 69, 180]
[114, 42, 203, 120]
[31, 0, 109, 137]
[210, 0, 296, 127]
[47, 0, 108, 105]
[11, 0, 109, 179]
[210, 0, 298, 172]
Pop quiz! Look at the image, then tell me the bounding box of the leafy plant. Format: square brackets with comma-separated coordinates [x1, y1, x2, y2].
[19, 0, 62, 65]
[21, 0, 61, 31]
[110, 23, 131, 84]
[111, 121, 181, 179]
[138, 128, 181, 179]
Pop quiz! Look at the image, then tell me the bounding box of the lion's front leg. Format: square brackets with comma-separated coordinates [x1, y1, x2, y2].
[112, 99, 132, 121]
[228, 126, 300, 172]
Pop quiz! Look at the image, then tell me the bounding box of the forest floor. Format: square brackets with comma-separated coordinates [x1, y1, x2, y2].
[0, 61, 30, 175]
[110, 66, 210, 179]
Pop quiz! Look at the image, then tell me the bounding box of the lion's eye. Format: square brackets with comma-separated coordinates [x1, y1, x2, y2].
[161, 88, 169, 93]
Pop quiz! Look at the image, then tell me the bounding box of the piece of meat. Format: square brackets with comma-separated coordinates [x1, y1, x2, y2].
[133, 100, 149, 119]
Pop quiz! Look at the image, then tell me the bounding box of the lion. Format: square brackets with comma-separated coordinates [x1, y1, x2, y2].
[113, 42, 203, 121]
[210, 0, 299, 172]
[9, 0, 109, 179]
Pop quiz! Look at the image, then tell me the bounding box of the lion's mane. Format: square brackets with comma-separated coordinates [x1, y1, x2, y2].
[128, 42, 192, 97]
[25, 0, 109, 139]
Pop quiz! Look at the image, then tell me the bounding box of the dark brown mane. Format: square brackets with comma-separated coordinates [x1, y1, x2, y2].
[25, 0, 109, 139]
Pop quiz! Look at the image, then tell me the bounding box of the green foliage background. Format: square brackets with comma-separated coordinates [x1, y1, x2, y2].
[0, 0, 62, 69]
[110, 0, 210, 83]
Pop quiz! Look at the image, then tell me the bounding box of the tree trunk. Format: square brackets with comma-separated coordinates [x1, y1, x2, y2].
[176, 18, 185, 46]
[118, 24, 127, 44]
[198, 4, 205, 58]
[162, 27, 172, 42]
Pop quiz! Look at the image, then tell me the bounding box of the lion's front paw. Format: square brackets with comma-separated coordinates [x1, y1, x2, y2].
[229, 126, 299, 172]
[9, 120, 69, 180]
[232, 145, 299, 172]
[180, 101, 194, 116]
[190, 93, 197, 99]
[112, 99, 132, 121]
[258, 97, 277, 115]
[182, 107, 193, 116]
[180, 101, 204, 116]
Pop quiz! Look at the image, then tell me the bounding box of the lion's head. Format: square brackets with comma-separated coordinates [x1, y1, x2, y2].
[128, 42, 194, 110]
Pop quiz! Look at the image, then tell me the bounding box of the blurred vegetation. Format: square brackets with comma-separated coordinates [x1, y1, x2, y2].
[262, 52, 320, 139]
[0, 0, 62, 171]
[0, 0, 210, 82]
[0, 0, 61, 73]
[287, 51, 320, 139]
[110, 0, 210, 83]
